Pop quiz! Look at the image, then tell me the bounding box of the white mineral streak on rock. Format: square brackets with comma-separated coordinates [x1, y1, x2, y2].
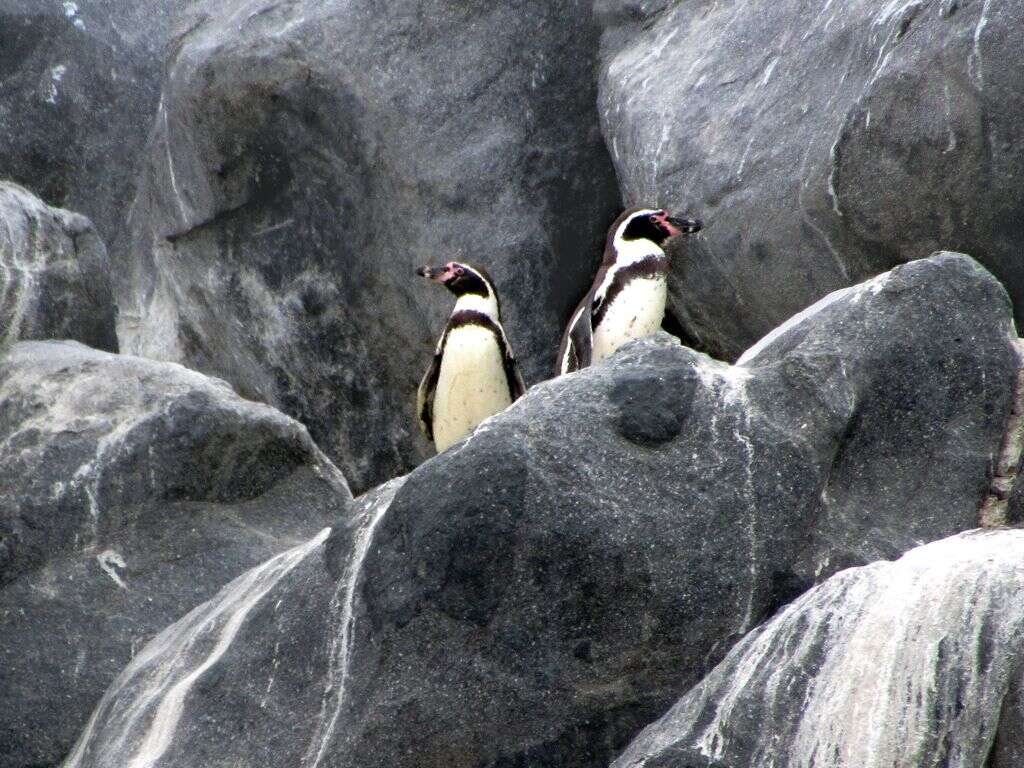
[0, 188, 48, 346]
[96, 550, 128, 590]
[620, 530, 1024, 768]
[302, 480, 403, 768]
[46, 64, 68, 104]
[969, 0, 992, 87]
[63, 529, 330, 768]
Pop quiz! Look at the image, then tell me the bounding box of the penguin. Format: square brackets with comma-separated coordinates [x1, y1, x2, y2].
[557, 207, 702, 375]
[416, 261, 526, 453]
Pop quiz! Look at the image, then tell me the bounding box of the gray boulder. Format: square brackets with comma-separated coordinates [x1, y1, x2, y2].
[119, 0, 622, 492]
[61, 253, 1019, 768]
[0, 0, 189, 261]
[613, 528, 1024, 768]
[0, 340, 352, 768]
[599, 0, 1024, 359]
[0, 181, 116, 352]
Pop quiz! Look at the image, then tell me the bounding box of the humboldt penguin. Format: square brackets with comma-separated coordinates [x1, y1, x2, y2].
[557, 207, 702, 375]
[416, 261, 526, 453]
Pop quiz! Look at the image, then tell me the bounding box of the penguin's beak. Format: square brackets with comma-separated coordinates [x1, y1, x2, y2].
[416, 265, 445, 282]
[665, 215, 703, 237]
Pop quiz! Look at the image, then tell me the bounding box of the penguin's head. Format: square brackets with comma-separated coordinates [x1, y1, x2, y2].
[416, 262, 500, 311]
[613, 208, 703, 248]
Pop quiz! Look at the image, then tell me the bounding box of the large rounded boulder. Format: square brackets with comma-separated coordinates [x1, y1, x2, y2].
[599, 0, 1024, 359]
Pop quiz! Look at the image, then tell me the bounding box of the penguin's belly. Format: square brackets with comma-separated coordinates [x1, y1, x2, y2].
[592, 277, 667, 364]
[433, 325, 512, 452]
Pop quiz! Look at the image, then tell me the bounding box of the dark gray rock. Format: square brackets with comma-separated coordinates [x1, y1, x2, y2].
[599, 0, 1024, 360]
[61, 478, 403, 768]
[120, 0, 622, 492]
[612, 528, 1024, 768]
[0, 340, 352, 768]
[60, 253, 1019, 768]
[0, 0, 188, 263]
[0, 181, 116, 352]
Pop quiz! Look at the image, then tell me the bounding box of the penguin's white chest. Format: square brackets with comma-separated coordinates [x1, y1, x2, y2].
[592, 276, 667, 364]
[433, 324, 512, 452]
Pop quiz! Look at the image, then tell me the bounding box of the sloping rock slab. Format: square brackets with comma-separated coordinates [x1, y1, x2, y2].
[0, 340, 351, 768]
[120, 0, 621, 492]
[61, 253, 1017, 768]
[61, 478, 404, 768]
[599, 0, 1024, 359]
[613, 528, 1024, 768]
[0, 181, 115, 352]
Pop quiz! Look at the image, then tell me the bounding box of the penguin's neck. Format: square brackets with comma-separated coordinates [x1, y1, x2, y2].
[611, 237, 665, 267]
[596, 237, 667, 301]
[452, 292, 500, 320]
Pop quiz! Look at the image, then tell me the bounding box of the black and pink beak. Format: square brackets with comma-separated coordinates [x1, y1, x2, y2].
[416, 264, 454, 283]
[654, 211, 703, 238]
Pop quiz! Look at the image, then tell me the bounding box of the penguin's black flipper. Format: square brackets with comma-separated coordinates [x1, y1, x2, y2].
[505, 352, 527, 402]
[417, 349, 443, 442]
[557, 296, 593, 376]
[570, 307, 593, 371]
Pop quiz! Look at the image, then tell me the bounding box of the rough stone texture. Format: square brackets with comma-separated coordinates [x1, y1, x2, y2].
[120, 0, 622, 492]
[61, 254, 1018, 768]
[613, 529, 1024, 768]
[599, 0, 1024, 360]
[0, 340, 352, 768]
[61, 479, 404, 768]
[0, 181, 116, 352]
[0, 0, 188, 260]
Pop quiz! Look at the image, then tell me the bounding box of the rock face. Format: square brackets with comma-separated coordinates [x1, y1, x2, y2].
[0, 340, 352, 768]
[599, 0, 1024, 359]
[0, 0, 188, 259]
[0, 181, 116, 352]
[61, 479, 403, 768]
[120, 0, 622, 492]
[613, 528, 1024, 768]
[61, 254, 1019, 768]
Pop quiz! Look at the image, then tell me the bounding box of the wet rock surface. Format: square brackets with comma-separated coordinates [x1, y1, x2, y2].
[599, 0, 1024, 359]
[613, 528, 1024, 768]
[0, 340, 351, 768]
[119, 0, 622, 493]
[0, 181, 116, 353]
[59, 254, 1019, 768]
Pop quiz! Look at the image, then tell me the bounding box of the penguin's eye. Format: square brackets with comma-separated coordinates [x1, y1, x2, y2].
[454, 267, 465, 276]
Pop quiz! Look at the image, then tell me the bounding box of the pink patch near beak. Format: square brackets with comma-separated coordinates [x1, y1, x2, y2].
[652, 212, 683, 238]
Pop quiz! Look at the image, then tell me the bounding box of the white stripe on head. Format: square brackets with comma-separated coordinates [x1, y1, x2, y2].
[614, 209, 661, 242]
[452, 265, 500, 319]
[612, 209, 665, 266]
